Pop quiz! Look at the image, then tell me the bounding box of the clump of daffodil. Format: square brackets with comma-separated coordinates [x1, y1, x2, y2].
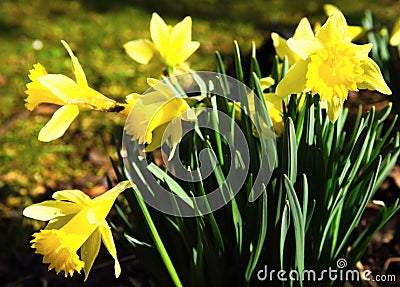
[124, 78, 198, 158]
[25, 40, 122, 142]
[23, 181, 132, 280]
[123, 13, 200, 73]
[389, 17, 400, 46]
[276, 11, 391, 123]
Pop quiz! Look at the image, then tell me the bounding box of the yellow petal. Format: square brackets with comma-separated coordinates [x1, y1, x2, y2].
[150, 13, 170, 58]
[347, 25, 363, 41]
[168, 16, 193, 65]
[327, 96, 345, 123]
[323, 4, 339, 17]
[99, 223, 121, 278]
[358, 57, 392, 95]
[390, 17, 400, 46]
[144, 123, 167, 152]
[31, 229, 84, 277]
[276, 59, 310, 98]
[350, 43, 372, 60]
[163, 117, 182, 160]
[147, 99, 190, 134]
[178, 41, 200, 63]
[93, 180, 131, 202]
[53, 189, 92, 205]
[287, 37, 322, 60]
[28, 63, 48, 82]
[171, 16, 192, 47]
[38, 105, 79, 142]
[61, 40, 88, 87]
[316, 11, 347, 44]
[88, 181, 131, 224]
[271, 32, 299, 65]
[23, 201, 82, 221]
[259, 77, 275, 90]
[294, 18, 314, 38]
[25, 64, 66, 110]
[264, 92, 283, 110]
[38, 74, 82, 102]
[81, 228, 101, 281]
[46, 214, 75, 230]
[123, 39, 155, 64]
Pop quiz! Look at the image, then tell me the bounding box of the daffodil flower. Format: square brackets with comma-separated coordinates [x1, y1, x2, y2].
[124, 78, 197, 158]
[25, 40, 120, 142]
[123, 13, 200, 70]
[23, 181, 132, 280]
[276, 12, 391, 123]
[389, 17, 400, 46]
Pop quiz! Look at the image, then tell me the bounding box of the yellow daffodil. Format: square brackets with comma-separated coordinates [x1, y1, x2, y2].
[276, 12, 391, 123]
[25, 40, 120, 142]
[23, 181, 132, 280]
[271, 17, 314, 66]
[323, 4, 363, 40]
[124, 78, 197, 158]
[123, 13, 200, 70]
[389, 17, 400, 46]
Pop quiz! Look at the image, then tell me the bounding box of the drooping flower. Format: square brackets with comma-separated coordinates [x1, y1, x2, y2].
[124, 78, 198, 158]
[276, 12, 391, 123]
[123, 13, 200, 70]
[23, 181, 132, 280]
[25, 40, 120, 142]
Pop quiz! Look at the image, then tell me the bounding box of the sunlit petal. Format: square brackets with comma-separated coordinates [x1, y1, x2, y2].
[358, 57, 392, 95]
[271, 32, 300, 65]
[294, 18, 314, 38]
[276, 59, 309, 98]
[123, 39, 155, 64]
[38, 74, 83, 102]
[53, 189, 92, 205]
[38, 105, 79, 142]
[327, 96, 345, 123]
[316, 11, 347, 44]
[178, 41, 200, 63]
[287, 37, 322, 60]
[61, 40, 88, 87]
[99, 223, 121, 278]
[23, 201, 82, 221]
[150, 13, 170, 57]
[390, 17, 400, 46]
[81, 228, 101, 281]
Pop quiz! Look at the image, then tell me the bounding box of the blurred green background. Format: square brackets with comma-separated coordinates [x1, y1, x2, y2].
[0, 0, 399, 285]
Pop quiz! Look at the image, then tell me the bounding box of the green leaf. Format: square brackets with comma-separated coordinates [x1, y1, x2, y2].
[245, 186, 268, 282]
[280, 201, 290, 269]
[284, 175, 305, 276]
[147, 163, 194, 209]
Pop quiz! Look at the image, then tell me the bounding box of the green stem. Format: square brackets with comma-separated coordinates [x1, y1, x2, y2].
[133, 187, 184, 287]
